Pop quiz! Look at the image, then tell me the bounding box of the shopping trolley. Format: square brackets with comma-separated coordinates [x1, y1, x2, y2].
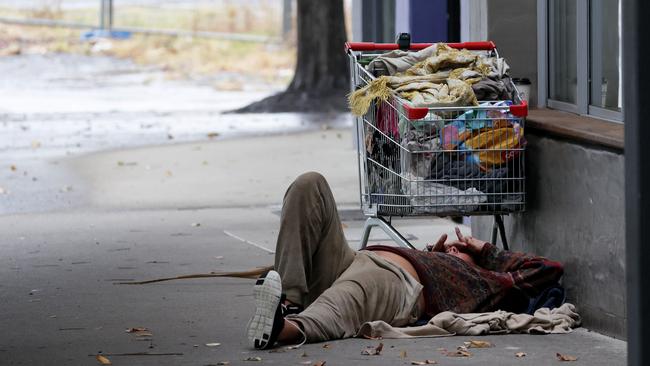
[346, 40, 528, 251]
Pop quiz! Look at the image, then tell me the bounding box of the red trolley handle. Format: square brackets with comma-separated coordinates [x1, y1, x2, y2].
[345, 41, 496, 52]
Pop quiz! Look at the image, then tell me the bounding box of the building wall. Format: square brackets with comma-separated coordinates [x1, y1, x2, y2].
[486, 0, 538, 106]
[474, 0, 627, 339]
[472, 134, 626, 338]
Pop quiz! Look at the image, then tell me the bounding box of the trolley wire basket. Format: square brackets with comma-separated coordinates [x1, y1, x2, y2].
[346, 40, 528, 250]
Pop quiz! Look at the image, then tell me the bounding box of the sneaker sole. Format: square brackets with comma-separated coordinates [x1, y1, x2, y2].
[246, 270, 282, 349]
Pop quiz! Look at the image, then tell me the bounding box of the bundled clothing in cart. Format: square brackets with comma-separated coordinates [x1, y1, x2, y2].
[349, 43, 513, 116]
[349, 42, 525, 214]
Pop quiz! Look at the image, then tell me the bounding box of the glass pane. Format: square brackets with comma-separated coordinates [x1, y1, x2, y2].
[590, 0, 621, 112]
[548, 0, 577, 104]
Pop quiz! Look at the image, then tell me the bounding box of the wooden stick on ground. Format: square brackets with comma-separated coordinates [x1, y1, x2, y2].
[114, 265, 274, 285]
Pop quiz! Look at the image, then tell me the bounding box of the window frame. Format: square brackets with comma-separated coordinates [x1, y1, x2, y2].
[537, 0, 623, 123]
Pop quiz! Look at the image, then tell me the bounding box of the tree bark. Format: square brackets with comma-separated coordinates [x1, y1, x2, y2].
[231, 0, 349, 113]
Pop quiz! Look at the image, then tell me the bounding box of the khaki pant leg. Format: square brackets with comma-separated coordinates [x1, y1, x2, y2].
[274, 172, 355, 307]
[288, 254, 415, 342]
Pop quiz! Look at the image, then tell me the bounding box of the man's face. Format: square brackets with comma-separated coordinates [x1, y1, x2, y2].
[445, 245, 476, 265]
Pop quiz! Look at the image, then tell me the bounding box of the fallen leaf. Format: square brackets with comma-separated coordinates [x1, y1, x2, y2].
[95, 354, 112, 365]
[515, 352, 527, 357]
[10, 165, 16, 171]
[361, 342, 383, 356]
[191, 223, 201, 227]
[556, 353, 578, 361]
[165, 170, 173, 177]
[244, 356, 262, 361]
[411, 360, 437, 365]
[117, 161, 137, 166]
[216, 362, 230, 365]
[322, 344, 331, 349]
[313, 362, 326, 366]
[134, 331, 153, 337]
[301, 352, 308, 357]
[205, 343, 221, 347]
[400, 350, 408, 358]
[207, 132, 220, 139]
[125, 327, 148, 333]
[446, 346, 472, 358]
[465, 340, 494, 348]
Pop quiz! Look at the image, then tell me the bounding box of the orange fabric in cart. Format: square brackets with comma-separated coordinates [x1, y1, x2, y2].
[464, 127, 524, 167]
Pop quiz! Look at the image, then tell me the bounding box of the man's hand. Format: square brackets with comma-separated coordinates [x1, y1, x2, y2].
[426, 227, 488, 255]
[450, 227, 487, 255]
[426, 233, 447, 252]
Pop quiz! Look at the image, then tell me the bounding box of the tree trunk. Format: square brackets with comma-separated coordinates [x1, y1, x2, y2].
[231, 0, 349, 113]
[288, 0, 349, 94]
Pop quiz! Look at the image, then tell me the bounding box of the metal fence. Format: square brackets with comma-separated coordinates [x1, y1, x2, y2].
[0, 0, 292, 42]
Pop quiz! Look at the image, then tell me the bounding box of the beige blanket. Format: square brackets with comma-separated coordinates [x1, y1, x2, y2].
[357, 303, 581, 339]
[349, 43, 510, 116]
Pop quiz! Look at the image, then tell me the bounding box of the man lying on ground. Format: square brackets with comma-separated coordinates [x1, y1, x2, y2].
[246, 172, 564, 349]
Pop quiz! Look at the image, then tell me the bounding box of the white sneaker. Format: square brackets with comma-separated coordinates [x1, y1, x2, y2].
[246, 270, 284, 349]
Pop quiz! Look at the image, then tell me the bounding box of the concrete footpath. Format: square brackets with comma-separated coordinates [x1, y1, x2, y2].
[0, 128, 626, 365]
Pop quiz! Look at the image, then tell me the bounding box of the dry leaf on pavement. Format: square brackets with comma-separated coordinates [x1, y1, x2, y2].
[515, 352, 527, 357]
[464, 340, 494, 348]
[400, 349, 408, 358]
[216, 362, 230, 365]
[95, 354, 112, 365]
[322, 344, 331, 349]
[244, 356, 262, 361]
[313, 362, 326, 366]
[125, 327, 148, 333]
[411, 360, 437, 365]
[446, 346, 472, 358]
[556, 353, 578, 361]
[207, 132, 220, 138]
[361, 342, 383, 356]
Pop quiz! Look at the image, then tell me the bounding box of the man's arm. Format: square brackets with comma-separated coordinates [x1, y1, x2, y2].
[431, 228, 564, 297]
[476, 242, 564, 297]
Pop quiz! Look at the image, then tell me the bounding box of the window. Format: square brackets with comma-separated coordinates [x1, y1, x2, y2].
[539, 0, 622, 122]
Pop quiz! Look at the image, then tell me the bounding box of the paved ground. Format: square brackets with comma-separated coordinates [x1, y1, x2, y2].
[0, 54, 627, 365]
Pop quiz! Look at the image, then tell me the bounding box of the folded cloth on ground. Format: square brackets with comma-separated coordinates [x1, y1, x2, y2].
[357, 303, 581, 339]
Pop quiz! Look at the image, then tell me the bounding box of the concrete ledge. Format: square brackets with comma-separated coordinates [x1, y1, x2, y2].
[527, 108, 624, 152]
